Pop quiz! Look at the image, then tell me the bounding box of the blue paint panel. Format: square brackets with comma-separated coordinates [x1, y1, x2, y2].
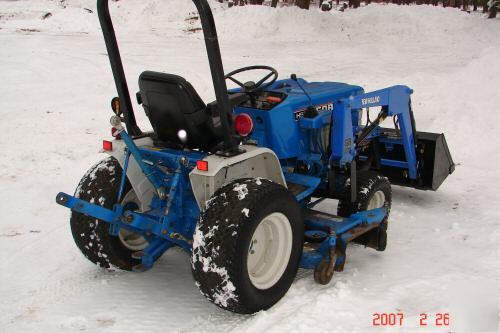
[233, 78, 364, 159]
[330, 99, 356, 165]
[328, 85, 418, 179]
[304, 208, 386, 235]
[284, 172, 321, 202]
[300, 250, 324, 269]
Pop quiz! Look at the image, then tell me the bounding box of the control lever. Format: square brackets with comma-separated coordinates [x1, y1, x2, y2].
[291, 74, 318, 118]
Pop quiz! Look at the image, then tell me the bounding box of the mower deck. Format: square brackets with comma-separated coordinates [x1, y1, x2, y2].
[57, 188, 386, 274]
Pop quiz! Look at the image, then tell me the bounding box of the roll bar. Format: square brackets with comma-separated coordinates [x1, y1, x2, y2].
[97, 0, 237, 151]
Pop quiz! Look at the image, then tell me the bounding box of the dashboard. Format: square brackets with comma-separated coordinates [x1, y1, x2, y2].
[236, 91, 287, 110]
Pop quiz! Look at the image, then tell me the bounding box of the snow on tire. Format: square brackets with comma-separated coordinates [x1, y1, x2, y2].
[191, 178, 303, 314]
[70, 157, 146, 271]
[337, 171, 392, 250]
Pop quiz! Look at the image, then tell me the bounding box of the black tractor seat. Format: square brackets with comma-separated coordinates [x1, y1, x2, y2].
[138, 71, 223, 151]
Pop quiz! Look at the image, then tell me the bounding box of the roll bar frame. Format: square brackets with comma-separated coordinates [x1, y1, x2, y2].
[96, 0, 237, 152]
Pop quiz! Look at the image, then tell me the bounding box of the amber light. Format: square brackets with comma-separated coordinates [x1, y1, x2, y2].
[111, 97, 122, 115]
[267, 96, 282, 103]
[197, 160, 208, 172]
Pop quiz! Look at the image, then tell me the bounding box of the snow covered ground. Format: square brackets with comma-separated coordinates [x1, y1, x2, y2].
[1, 1, 499, 332]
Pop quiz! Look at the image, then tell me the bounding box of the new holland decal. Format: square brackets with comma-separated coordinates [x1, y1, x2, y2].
[294, 102, 334, 121]
[361, 96, 381, 106]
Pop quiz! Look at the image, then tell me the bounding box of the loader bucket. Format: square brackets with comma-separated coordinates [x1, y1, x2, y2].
[378, 129, 455, 191]
[414, 131, 455, 190]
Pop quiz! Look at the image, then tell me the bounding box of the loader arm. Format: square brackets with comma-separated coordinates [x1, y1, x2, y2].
[330, 85, 454, 192]
[330, 85, 418, 179]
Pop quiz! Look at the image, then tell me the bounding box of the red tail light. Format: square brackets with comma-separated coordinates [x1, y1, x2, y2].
[196, 160, 209, 172]
[103, 140, 113, 152]
[111, 127, 121, 140]
[234, 113, 254, 137]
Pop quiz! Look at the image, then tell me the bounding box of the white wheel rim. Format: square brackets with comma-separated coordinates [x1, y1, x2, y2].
[368, 190, 386, 210]
[247, 212, 293, 290]
[118, 190, 149, 251]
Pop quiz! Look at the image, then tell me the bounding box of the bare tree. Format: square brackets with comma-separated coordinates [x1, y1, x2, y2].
[472, 0, 478, 11]
[295, 0, 311, 9]
[222, 0, 498, 19]
[488, 0, 498, 16]
[483, 0, 489, 12]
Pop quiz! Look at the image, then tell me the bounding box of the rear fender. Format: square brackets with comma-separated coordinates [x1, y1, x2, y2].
[189, 145, 286, 210]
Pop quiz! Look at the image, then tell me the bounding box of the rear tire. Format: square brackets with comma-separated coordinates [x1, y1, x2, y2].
[337, 171, 392, 251]
[70, 157, 148, 270]
[191, 178, 303, 314]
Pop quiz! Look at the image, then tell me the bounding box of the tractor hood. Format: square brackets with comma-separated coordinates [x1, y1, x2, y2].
[233, 78, 364, 159]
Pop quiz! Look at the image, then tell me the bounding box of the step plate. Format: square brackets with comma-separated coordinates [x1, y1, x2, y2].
[287, 182, 308, 197]
[304, 209, 383, 241]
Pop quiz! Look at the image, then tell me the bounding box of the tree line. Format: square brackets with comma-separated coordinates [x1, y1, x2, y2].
[218, 0, 498, 18]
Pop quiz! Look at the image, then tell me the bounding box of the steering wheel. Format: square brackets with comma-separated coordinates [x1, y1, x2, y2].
[225, 65, 278, 93]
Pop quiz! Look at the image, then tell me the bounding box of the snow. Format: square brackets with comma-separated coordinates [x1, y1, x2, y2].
[192, 222, 238, 308]
[205, 191, 226, 209]
[1, 0, 500, 332]
[233, 182, 249, 200]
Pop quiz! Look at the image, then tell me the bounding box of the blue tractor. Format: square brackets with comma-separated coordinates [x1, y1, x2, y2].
[56, 0, 455, 314]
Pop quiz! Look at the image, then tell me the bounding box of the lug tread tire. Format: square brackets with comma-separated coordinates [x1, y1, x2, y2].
[337, 171, 392, 249]
[70, 157, 140, 270]
[191, 178, 303, 314]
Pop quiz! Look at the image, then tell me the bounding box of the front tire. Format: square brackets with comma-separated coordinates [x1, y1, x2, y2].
[337, 171, 392, 251]
[191, 178, 303, 314]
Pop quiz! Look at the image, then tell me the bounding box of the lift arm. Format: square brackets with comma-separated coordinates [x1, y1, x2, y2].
[330, 85, 418, 180]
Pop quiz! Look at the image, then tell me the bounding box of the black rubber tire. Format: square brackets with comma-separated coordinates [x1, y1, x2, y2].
[337, 171, 392, 251]
[191, 178, 304, 314]
[70, 157, 142, 271]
